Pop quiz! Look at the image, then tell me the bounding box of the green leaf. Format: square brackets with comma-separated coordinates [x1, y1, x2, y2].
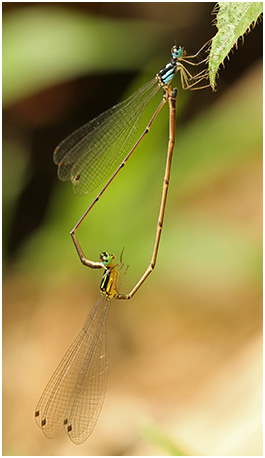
[209, 2, 263, 88]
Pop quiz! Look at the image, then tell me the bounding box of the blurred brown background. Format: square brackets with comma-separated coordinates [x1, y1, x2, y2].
[3, 2, 262, 456]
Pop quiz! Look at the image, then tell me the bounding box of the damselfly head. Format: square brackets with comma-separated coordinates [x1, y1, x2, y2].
[100, 252, 115, 266]
[171, 45, 184, 60]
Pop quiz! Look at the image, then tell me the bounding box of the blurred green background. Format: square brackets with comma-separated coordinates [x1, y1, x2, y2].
[3, 3, 262, 456]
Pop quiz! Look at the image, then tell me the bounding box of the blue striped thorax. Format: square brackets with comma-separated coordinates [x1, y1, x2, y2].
[156, 44, 184, 86]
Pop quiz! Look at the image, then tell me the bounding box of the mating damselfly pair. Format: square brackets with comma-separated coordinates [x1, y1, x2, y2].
[35, 41, 211, 444]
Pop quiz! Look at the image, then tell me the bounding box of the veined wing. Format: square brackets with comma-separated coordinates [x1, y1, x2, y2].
[35, 295, 110, 444]
[53, 78, 159, 195]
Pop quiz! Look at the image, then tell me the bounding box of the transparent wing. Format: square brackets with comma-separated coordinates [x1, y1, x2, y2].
[35, 295, 110, 444]
[53, 78, 160, 195]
